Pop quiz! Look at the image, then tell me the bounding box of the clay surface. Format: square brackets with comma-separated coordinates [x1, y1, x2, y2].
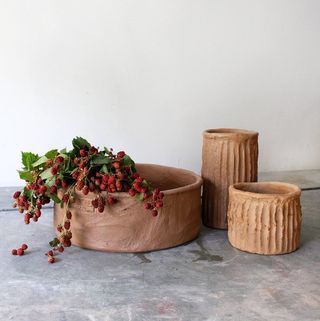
[227, 182, 302, 255]
[201, 128, 258, 229]
[54, 164, 202, 252]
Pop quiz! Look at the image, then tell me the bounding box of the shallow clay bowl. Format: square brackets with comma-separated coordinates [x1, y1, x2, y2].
[227, 182, 302, 255]
[54, 164, 203, 252]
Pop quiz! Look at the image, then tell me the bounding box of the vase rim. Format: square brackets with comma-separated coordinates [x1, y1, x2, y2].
[203, 128, 258, 138]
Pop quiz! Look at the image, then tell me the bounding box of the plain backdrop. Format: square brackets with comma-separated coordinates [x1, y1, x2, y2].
[0, 0, 319, 186]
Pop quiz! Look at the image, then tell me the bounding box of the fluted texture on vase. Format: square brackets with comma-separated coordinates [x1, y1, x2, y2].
[201, 128, 258, 229]
[227, 182, 302, 255]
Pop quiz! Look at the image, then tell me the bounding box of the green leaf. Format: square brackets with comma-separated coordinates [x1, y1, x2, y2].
[72, 137, 91, 150]
[40, 168, 53, 180]
[32, 155, 48, 167]
[45, 149, 58, 159]
[46, 176, 56, 187]
[122, 155, 135, 167]
[21, 152, 39, 170]
[100, 164, 109, 174]
[23, 187, 32, 198]
[18, 170, 33, 182]
[91, 154, 111, 165]
[49, 237, 60, 248]
[47, 193, 61, 204]
[60, 148, 67, 154]
[135, 193, 144, 201]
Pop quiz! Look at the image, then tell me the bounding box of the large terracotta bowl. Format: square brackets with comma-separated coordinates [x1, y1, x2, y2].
[227, 182, 302, 255]
[54, 164, 203, 252]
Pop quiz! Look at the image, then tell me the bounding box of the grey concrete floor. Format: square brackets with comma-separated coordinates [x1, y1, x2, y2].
[1, 171, 320, 321]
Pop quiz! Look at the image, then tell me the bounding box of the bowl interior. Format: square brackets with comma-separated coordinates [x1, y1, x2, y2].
[233, 183, 299, 195]
[136, 164, 199, 191]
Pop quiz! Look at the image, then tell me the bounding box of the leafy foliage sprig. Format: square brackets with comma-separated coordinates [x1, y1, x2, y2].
[12, 137, 164, 263]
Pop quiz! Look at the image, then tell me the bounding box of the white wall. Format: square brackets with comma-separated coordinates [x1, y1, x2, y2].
[0, 0, 319, 186]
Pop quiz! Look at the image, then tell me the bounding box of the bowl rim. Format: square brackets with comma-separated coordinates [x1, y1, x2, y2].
[69, 163, 202, 199]
[229, 181, 301, 198]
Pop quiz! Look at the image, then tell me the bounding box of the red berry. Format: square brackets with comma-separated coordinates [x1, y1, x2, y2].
[113, 162, 121, 169]
[58, 246, 64, 253]
[63, 239, 72, 247]
[82, 185, 89, 195]
[61, 181, 68, 188]
[72, 171, 79, 180]
[51, 166, 58, 175]
[21, 244, 28, 250]
[64, 221, 70, 230]
[17, 248, 24, 256]
[100, 183, 106, 191]
[152, 209, 158, 217]
[32, 215, 38, 222]
[108, 176, 116, 184]
[46, 250, 54, 256]
[159, 192, 164, 199]
[55, 178, 62, 186]
[56, 156, 64, 164]
[90, 146, 98, 154]
[101, 175, 108, 184]
[35, 208, 41, 217]
[107, 197, 117, 205]
[117, 151, 126, 158]
[13, 191, 21, 199]
[57, 224, 63, 232]
[39, 185, 47, 195]
[66, 210, 72, 219]
[156, 201, 163, 208]
[128, 189, 136, 197]
[11, 249, 17, 255]
[62, 194, 69, 203]
[91, 199, 99, 208]
[49, 185, 57, 194]
[98, 206, 104, 213]
[133, 182, 142, 192]
[48, 256, 55, 264]
[145, 203, 152, 210]
[79, 149, 87, 157]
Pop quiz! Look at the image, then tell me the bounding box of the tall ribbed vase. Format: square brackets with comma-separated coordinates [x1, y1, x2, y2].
[201, 128, 259, 229]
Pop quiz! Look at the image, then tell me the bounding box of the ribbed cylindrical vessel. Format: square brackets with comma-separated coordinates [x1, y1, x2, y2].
[201, 128, 258, 229]
[228, 182, 302, 255]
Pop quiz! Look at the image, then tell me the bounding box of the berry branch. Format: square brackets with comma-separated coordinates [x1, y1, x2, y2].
[11, 137, 164, 263]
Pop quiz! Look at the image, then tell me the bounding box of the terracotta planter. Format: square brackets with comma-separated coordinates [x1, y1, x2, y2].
[201, 128, 258, 229]
[54, 164, 202, 252]
[228, 182, 302, 255]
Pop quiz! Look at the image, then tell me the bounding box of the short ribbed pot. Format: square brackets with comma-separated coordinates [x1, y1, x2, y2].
[227, 182, 302, 255]
[54, 164, 202, 253]
[201, 128, 258, 229]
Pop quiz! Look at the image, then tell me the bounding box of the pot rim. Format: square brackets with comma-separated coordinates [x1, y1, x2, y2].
[230, 181, 301, 199]
[203, 128, 258, 139]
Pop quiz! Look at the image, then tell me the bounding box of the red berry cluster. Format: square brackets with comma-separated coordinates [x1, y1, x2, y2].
[12, 243, 28, 256]
[12, 137, 164, 264]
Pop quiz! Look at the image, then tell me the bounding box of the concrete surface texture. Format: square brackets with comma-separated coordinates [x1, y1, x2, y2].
[1, 172, 320, 321]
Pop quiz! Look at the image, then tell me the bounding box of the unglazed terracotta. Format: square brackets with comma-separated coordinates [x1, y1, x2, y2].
[54, 164, 202, 252]
[228, 182, 302, 255]
[201, 128, 258, 229]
